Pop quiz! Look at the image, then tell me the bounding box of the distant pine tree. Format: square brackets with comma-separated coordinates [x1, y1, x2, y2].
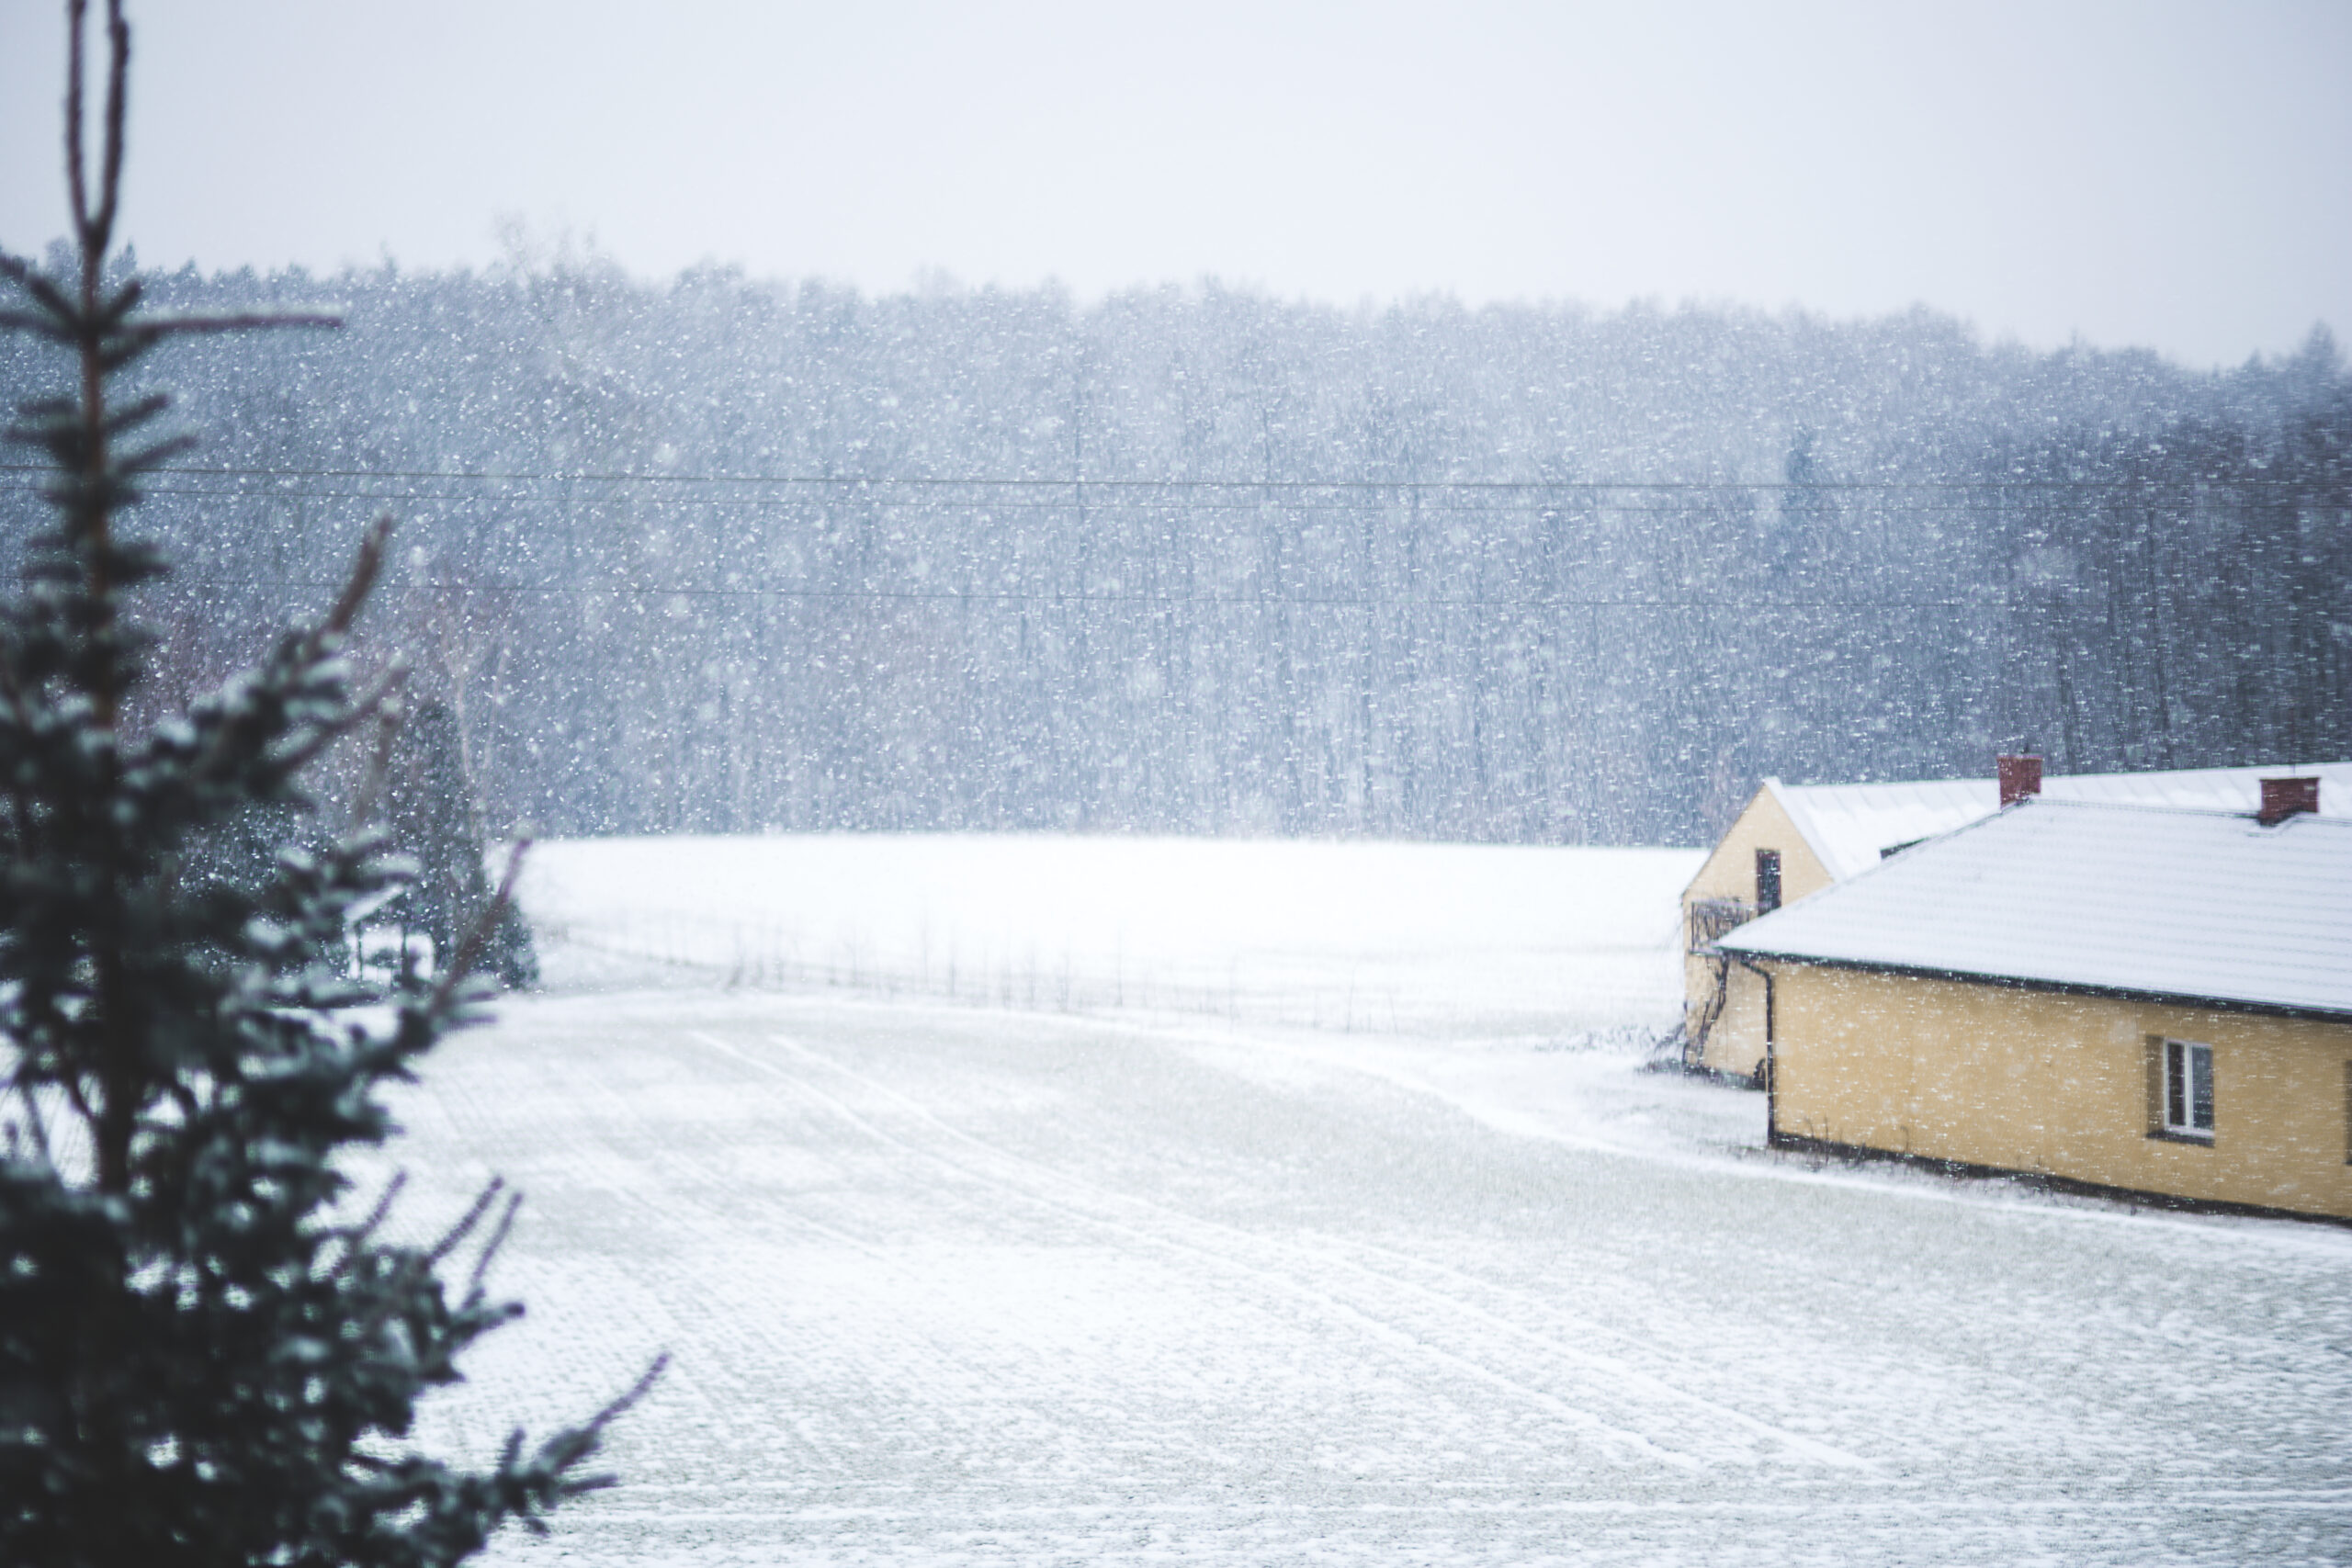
[0, 6, 647, 1564]
[382, 699, 538, 989]
[1768, 424, 1823, 577]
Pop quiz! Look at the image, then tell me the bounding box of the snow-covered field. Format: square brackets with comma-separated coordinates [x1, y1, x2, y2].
[379, 835, 2352, 1566]
[514, 834, 1697, 1035]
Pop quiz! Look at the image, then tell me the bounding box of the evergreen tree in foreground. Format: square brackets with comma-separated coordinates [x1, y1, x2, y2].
[0, 5, 654, 1562]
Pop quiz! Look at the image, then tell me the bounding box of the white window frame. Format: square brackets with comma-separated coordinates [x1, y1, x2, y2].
[2162, 1038, 2214, 1140]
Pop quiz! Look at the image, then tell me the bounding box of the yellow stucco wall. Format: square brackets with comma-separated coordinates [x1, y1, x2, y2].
[1681, 787, 1835, 1077]
[1769, 965, 2352, 1220]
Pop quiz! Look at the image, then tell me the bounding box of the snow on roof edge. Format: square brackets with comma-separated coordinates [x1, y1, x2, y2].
[1715, 799, 2352, 1017]
[1684, 762, 2352, 900]
[1709, 948, 2352, 1023]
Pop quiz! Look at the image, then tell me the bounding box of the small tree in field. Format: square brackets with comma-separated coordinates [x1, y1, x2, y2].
[382, 700, 538, 990]
[0, 5, 653, 1564]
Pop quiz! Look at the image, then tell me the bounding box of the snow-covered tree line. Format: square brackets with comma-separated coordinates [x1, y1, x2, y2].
[2, 254, 2344, 845]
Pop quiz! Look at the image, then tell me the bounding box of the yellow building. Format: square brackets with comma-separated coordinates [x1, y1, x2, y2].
[1679, 760, 2352, 1079]
[1714, 792, 2352, 1223]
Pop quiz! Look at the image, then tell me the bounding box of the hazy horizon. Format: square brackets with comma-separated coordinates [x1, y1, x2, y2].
[3, 0, 2346, 371]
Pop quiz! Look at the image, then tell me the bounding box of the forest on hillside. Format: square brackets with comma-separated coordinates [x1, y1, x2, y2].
[3, 254, 2345, 845]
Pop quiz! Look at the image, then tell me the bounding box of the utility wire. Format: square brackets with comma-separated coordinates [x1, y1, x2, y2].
[0, 461, 2272, 608]
[154, 573, 2005, 610]
[0, 462, 2313, 492]
[0, 479, 2270, 518]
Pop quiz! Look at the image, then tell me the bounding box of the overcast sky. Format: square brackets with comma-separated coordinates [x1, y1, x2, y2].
[2, 0, 2346, 367]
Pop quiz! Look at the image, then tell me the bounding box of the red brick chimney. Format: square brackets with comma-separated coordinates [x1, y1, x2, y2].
[2258, 776, 2320, 826]
[1997, 753, 2043, 807]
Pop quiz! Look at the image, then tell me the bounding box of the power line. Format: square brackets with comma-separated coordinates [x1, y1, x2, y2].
[0, 462, 2311, 492]
[157, 573, 2001, 610]
[0, 479, 2267, 520]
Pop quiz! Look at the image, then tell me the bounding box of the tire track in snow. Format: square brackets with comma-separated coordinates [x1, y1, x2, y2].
[751, 1028, 1871, 1473]
[417, 997, 2352, 1566]
[683, 1028, 1699, 1471]
[413, 1026, 1014, 1483]
[686, 1025, 1874, 1473]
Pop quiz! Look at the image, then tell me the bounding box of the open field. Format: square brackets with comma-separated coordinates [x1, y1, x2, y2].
[372, 836, 2352, 1565]
[514, 834, 1699, 1035]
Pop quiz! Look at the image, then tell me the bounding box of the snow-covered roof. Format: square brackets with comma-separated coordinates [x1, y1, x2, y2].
[1718, 799, 2352, 1018]
[1767, 761, 2352, 883]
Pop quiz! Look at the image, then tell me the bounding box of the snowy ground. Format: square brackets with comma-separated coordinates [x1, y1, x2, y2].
[374, 835, 2352, 1566]
[513, 834, 1695, 1036]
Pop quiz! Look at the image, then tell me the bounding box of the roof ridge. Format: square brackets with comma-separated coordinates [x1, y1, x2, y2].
[1760, 776, 1838, 876]
[1773, 758, 2352, 798]
[2027, 796, 2352, 826]
[1780, 792, 2026, 900]
[1717, 792, 2352, 1015]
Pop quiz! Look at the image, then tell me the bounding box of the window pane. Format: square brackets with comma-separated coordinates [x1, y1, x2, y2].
[2190, 1043, 2214, 1132]
[2167, 1042, 2187, 1129]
